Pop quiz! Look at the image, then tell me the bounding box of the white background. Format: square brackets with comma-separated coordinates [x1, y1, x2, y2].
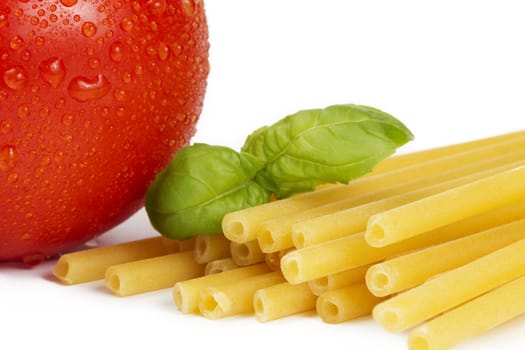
[2, 1, 525, 349]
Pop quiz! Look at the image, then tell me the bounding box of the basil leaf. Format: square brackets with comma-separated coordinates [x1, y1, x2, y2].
[145, 143, 271, 240]
[241, 104, 414, 198]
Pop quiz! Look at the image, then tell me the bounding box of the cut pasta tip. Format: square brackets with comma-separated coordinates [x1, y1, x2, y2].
[53, 259, 71, 284]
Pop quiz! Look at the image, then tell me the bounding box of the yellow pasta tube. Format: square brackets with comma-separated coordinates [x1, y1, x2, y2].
[372, 237, 525, 332]
[372, 130, 525, 174]
[173, 263, 271, 314]
[260, 153, 525, 253]
[308, 265, 370, 296]
[193, 234, 231, 264]
[282, 199, 525, 284]
[199, 271, 285, 319]
[161, 236, 196, 253]
[408, 274, 525, 350]
[367, 218, 525, 297]
[204, 258, 239, 275]
[253, 282, 317, 322]
[316, 283, 386, 324]
[222, 184, 348, 243]
[105, 251, 205, 297]
[230, 240, 266, 266]
[293, 162, 520, 248]
[223, 135, 525, 244]
[53, 236, 171, 285]
[367, 165, 525, 248]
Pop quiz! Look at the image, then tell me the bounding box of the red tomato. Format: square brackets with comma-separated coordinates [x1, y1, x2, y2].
[0, 0, 209, 262]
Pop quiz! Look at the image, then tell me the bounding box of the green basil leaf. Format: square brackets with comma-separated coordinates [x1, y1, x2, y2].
[145, 143, 272, 240]
[241, 104, 414, 198]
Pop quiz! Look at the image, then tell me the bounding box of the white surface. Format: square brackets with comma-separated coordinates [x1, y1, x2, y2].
[3, 1, 525, 349]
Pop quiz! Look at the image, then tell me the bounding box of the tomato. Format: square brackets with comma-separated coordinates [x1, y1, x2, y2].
[0, 0, 209, 263]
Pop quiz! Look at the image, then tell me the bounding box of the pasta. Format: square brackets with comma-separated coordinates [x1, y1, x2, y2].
[292, 161, 522, 249]
[222, 135, 525, 245]
[173, 263, 271, 314]
[308, 264, 371, 296]
[230, 240, 266, 266]
[253, 282, 317, 322]
[193, 234, 231, 264]
[198, 271, 285, 319]
[260, 152, 525, 253]
[316, 283, 386, 324]
[281, 198, 525, 284]
[366, 218, 525, 297]
[408, 274, 525, 350]
[54, 236, 174, 285]
[372, 237, 525, 332]
[372, 130, 525, 174]
[366, 165, 525, 248]
[204, 258, 239, 275]
[50, 130, 525, 350]
[105, 251, 205, 297]
[161, 236, 196, 253]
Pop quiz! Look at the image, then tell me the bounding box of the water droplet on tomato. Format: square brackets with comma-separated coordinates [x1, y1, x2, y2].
[120, 17, 133, 32]
[122, 71, 132, 83]
[0, 120, 12, 134]
[60, 0, 78, 7]
[20, 49, 31, 61]
[68, 74, 112, 102]
[7, 172, 18, 183]
[10, 35, 24, 50]
[62, 113, 74, 125]
[2, 66, 28, 90]
[0, 13, 8, 30]
[38, 57, 66, 88]
[82, 22, 97, 37]
[113, 88, 126, 101]
[147, 0, 166, 16]
[88, 57, 101, 69]
[181, 0, 196, 16]
[17, 104, 30, 118]
[110, 41, 124, 62]
[158, 42, 170, 61]
[0, 145, 18, 171]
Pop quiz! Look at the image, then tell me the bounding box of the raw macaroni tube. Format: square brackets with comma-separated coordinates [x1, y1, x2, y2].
[292, 162, 520, 248]
[230, 240, 266, 266]
[408, 274, 525, 350]
[258, 152, 525, 253]
[173, 263, 271, 314]
[316, 283, 386, 324]
[372, 130, 525, 174]
[372, 237, 525, 332]
[53, 236, 172, 285]
[366, 218, 525, 297]
[205, 258, 239, 275]
[222, 134, 525, 245]
[308, 264, 371, 296]
[105, 251, 205, 297]
[366, 165, 525, 248]
[282, 199, 525, 285]
[221, 183, 346, 243]
[193, 234, 231, 264]
[161, 236, 196, 253]
[198, 271, 285, 319]
[253, 282, 317, 322]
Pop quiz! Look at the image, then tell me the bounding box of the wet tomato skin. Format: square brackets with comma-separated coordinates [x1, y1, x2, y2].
[0, 0, 209, 262]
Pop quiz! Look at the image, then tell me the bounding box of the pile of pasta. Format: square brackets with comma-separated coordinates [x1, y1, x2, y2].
[53, 130, 525, 350]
